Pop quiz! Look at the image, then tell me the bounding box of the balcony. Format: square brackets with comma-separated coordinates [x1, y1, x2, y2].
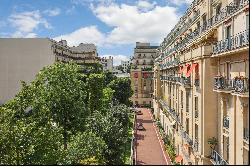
[243, 128, 249, 142]
[159, 99, 180, 123]
[194, 79, 199, 87]
[193, 139, 199, 152]
[181, 130, 193, 145]
[157, 0, 249, 61]
[214, 76, 249, 94]
[214, 76, 233, 91]
[213, 29, 249, 55]
[211, 150, 228, 165]
[223, 116, 229, 129]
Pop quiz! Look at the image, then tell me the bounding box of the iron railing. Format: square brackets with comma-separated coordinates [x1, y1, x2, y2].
[214, 76, 249, 93]
[211, 150, 228, 165]
[213, 29, 249, 54]
[156, 0, 249, 63]
[181, 129, 193, 145]
[159, 99, 180, 123]
[193, 139, 199, 152]
[223, 116, 229, 129]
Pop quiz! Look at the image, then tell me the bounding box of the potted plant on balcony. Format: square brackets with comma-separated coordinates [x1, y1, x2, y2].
[207, 137, 218, 158]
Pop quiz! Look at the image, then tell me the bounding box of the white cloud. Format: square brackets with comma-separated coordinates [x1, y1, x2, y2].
[100, 54, 129, 66]
[170, 0, 193, 6]
[53, 26, 105, 46]
[137, 0, 157, 11]
[43, 8, 61, 16]
[8, 10, 51, 38]
[54, 1, 180, 47]
[92, 2, 179, 45]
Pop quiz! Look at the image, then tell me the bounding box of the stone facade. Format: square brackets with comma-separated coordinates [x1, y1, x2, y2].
[100, 56, 113, 72]
[130, 42, 159, 107]
[153, 0, 249, 165]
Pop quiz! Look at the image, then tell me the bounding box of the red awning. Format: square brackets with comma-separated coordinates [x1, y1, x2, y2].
[175, 155, 183, 163]
[186, 63, 198, 77]
[178, 64, 188, 74]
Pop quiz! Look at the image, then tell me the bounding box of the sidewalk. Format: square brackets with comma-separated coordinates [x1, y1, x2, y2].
[135, 108, 172, 165]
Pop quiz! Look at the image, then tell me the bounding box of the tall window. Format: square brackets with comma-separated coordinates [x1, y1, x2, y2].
[225, 25, 231, 39]
[181, 91, 183, 109]
[216, 4, 221, 15]
[246, 14, 249, 29]
[186, 118, 189, 134]
[195, 97, 198, 111]
[186, 92, 189, 112]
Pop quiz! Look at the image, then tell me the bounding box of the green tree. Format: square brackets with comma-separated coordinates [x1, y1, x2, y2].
[62, 132, 107, 165]
[108, 77, 133, 106]
[87, 74, 104, 113]
[102, 87, 114, 110]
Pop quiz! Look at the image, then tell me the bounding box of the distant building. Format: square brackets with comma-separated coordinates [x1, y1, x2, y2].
[115, 73, 130, 78]
[121, 60, 131, 73]
[130, 42, 158, 107]
[100, 56, 113, 72]
[0, 38, 100, 104]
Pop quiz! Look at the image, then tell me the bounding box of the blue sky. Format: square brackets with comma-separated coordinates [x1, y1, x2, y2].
[0, 0, 192, 65]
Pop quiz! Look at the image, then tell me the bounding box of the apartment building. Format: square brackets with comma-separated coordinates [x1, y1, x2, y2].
[153, 0, 249, 165]
[100, 56, 113, 72]
[121, 60, 131, 73]
[0, 38, 100, 104]
[131, 42, 158, 107]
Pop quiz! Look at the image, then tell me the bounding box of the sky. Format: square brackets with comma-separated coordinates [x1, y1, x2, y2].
[0, 0, 192, 65]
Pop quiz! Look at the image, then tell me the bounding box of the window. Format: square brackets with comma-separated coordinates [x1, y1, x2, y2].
[181, 91, 184, 109]
[216, 4, 221, 15]
[225, 25, 231, 39]
[195, 97, 198, 111]
[246, 14, 249, 29]
[186, 92, 189, 112]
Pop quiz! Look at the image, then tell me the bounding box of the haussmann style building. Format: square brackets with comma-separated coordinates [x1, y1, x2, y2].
[152, 0, 249, 165]
[130, 42, 159, 107]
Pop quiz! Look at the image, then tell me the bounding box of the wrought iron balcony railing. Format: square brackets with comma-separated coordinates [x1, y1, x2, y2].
[211, 150, 228, 165]
[223, 116, 229, 129]
[214, 76, 249, 93]
[243, 128, 249, 142]
[213, 29, 249, 54]
[157, 0, 249, 62]
[194, 79, 199, 87]
[193, 139, 199, 152]
[159, 99, 180, 123]
[181, 130, 193, 145]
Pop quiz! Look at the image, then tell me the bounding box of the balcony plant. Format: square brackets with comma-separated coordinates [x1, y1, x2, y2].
[207, 137, 218, 158]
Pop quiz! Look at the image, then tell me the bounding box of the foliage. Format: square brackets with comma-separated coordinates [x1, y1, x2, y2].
[86, 105, 131, 165]
[208, 137, 218, 150]
[61, 132, 107, 165]
[108, 77, 133, 106]
[103, 71, 117, 85]
[0, 107, 64, 165]
[81, 63, 103, 74]
[87, 74, 104, 113]
[102, 87, 114, 110]
[165, 143, 176, 161]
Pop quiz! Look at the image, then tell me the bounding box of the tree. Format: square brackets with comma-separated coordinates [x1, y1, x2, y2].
[102, 87, 114, 110]
[108, 78, 133, 106]
[87, 74, 104, 113]
[0, 107, 64, 165]
[62, 132, 107, 165]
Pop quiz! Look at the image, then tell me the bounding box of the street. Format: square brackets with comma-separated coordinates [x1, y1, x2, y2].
[135, 108, 172, 165]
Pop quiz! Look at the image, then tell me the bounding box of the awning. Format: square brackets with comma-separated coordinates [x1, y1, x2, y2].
[175, 155, 183, 163]
[178, 65, 186, 74]
[186, 63, 198, 77]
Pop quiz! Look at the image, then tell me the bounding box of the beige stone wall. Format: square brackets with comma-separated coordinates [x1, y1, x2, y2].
[0, 38, 55, 104]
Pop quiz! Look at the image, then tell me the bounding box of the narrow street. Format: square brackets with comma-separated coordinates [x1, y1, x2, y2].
[135, 108, 172, 165]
